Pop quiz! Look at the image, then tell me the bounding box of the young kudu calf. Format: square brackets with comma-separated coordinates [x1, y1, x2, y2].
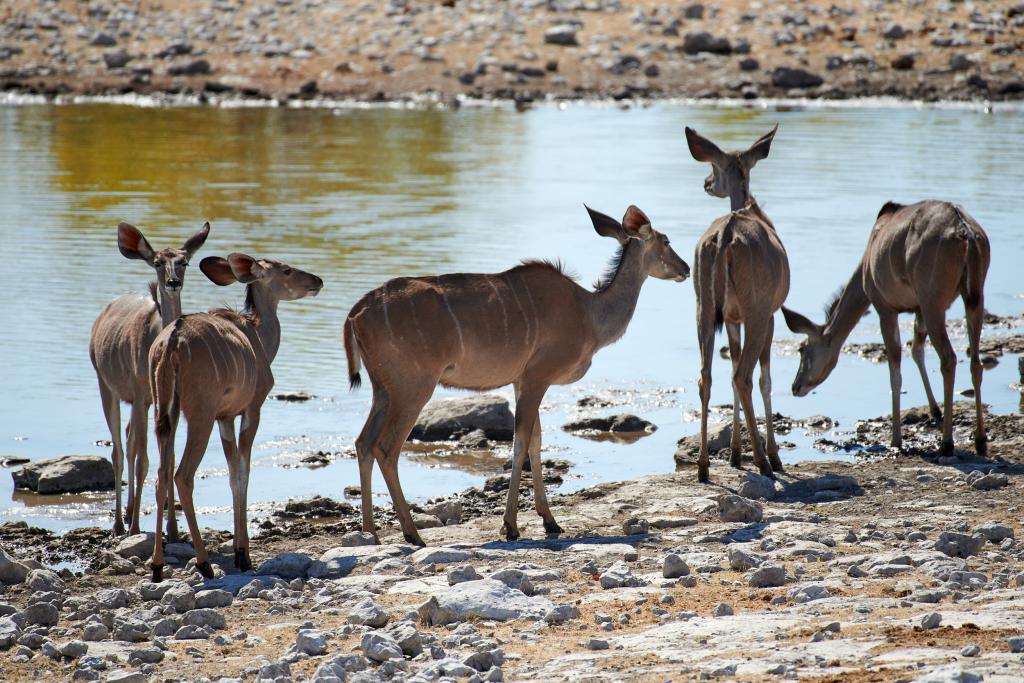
[782, 200, 990, 456]
[149, 253, 322, 581]
[344, 205, 690, 545]
[89, 222, 209, 536]
[685, 125, 789, 483]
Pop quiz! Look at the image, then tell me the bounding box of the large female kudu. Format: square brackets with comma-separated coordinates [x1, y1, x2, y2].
[685, 125, 789, 483]
[782, 200, 990, 456]
[344, 205, 690, 545]
[89, 222, 209, 536]
[148, 253, 322, 581]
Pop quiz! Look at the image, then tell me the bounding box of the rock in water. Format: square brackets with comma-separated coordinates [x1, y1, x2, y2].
[409, 395, 513, 441]
[12, 456, 114, 493]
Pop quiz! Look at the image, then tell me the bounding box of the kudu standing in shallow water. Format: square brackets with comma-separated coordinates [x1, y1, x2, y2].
[148, 253, 322, 581]
[782, 200, 990, 456]
[344, 205, 689, 545]
[90, 222, 209, 536]
[685, 125, 789, 483]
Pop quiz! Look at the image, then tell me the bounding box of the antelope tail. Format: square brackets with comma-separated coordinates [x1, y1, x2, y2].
[344, 316, 363, 390]
[712, 217, 735, 332]
[153, 319, 182, 439]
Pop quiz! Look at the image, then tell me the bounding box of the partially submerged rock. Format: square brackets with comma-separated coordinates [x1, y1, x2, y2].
[562, 414, 657, 434]
[12, 456, 114, 494]
[409, 395, 513, 442]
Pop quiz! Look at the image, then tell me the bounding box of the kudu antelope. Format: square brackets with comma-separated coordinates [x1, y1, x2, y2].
[344, 205, 689, 545]
[782, 200, 990, 456]
[148, 253, 322, 581]
[89, 221, 209, 536]
[685, 125, 789, 482]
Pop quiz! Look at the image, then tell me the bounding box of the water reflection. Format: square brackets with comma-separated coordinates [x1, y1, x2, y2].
[0, 102, 1022, 533]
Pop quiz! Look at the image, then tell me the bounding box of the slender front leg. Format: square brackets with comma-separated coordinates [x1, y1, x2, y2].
[164, 410, 180, 544]
[98, 383, 126, 536]
[877, 309, 903, 450]
[921, 309, 957, 455]
[525, 400, 560, 534]
[234, 409, 260, 571]
[733, 318, 773, 478]
[911, 312, 941, 422]
[963, 296, 987, 456]
[502, 386, 544, 541]
[758, 316, 784, 473]
[725, 322, 743, 466]
[696, 325, 712, 481]
[128, 402, 149, 535]
[218, 417, 243, 569]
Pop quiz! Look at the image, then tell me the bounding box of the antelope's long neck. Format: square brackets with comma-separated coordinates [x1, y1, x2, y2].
[243, 284, 282, 363]
[590, 240, 647, 348]
[156, 287, 183, 328]
[730, 178, 751, 212]
[824, 265, 871, 352]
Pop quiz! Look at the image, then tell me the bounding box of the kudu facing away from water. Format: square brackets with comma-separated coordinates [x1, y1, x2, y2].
[344, 206, 690, 545]
[149, 254, 322, 581]
[685, 125, 789, 483]
[89, 222, 209, 536]
[782, 200, 990, 456]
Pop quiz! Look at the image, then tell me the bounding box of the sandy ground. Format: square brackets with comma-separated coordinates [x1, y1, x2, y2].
[2, 0, 1024, 104]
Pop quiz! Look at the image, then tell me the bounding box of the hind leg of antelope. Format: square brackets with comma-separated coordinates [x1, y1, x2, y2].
[696, 311, 717, 484]
[759, 317, 784, 473]
[964, 293, 987, 456]
[503, 383, 547, 540]
[878, 309, 904, 450]
[911, 312, 942, 423]
[151, 407, 177, 582]
[99, 383, 126, 536]
[175, 416, 216, 579]
[164, 411, 180, 544]
[355, 386, 389, 544]
[920, 308, 956, 456]
[374, 380, 437, 547]
[127, 401, 149, 535]
[233, 408, 260, 572]
[733, 317, 773, 478]
[726, 322, 743, 467]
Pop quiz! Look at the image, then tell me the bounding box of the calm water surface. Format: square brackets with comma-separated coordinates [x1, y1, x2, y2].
[1, 102, 1022, 533]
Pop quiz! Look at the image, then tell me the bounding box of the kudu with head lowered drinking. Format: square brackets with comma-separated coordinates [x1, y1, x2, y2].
[782, 200, 990, 456]
[344, 205, 689, 545]
[685, 125, 789, 483]
[89, 221, 209, 536]
[148, 253, 323, 581]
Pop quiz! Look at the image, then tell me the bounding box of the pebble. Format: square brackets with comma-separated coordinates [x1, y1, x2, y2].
[662, 554, 690, 579]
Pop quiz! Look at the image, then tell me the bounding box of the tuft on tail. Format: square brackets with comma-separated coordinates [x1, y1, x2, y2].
[343, 316, 363, 390]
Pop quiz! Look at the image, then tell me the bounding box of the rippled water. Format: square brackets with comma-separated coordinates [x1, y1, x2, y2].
[1, 102, 1022, 533]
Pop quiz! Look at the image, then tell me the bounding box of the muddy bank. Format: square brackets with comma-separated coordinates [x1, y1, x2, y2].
[1, 404, 1023, 681]
[2, 0, 1024, 106]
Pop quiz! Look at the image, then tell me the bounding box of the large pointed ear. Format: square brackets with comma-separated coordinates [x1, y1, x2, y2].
[621, 205, 653, 240]
[182, 221, 210, 258]
[585, 205, 626, 243]
[685, 126, 726, 165]
[742, 124, 777, 168]
[200, 256, 237, 286]
[117, 223, 155, 262]
[227, 253, 263, 284]
[782, 306, 820, 336]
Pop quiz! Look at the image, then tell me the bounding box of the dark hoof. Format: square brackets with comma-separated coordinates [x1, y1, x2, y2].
[113, 522, 126, 537]
[404, 533, 426, 547]
[234, 550, 251, 572]
[930, 408, 943, 423]
[151, 564, 164, 583]
[697, 467, 710, 484]
[196, 561, 215, 579]
[975, 435, 988, 458]
[501, 523, 520, 542]
[543, 520, 564, 535]
[938, 441, 954, 457]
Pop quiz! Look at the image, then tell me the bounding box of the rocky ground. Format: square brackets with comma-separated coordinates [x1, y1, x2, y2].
[2, 0, 1024, 105]
[1, 398, 1024, 682]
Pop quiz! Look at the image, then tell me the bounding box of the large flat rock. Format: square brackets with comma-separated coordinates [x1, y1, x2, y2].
[12, 455, 114, 494]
